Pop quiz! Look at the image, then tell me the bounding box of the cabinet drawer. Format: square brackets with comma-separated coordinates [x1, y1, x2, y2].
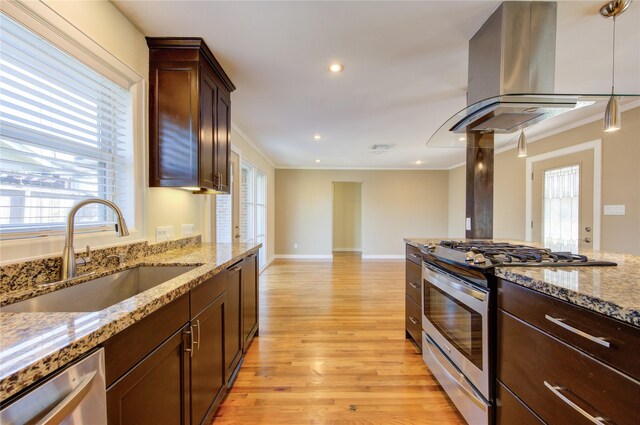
[496, 381, 543, 425]
[405, 260, 422, 305]
[405, 295, 422, 348]
[497, 309, 640, 425]
[405, 244, 423, 265]
[191, 271, 227, 318]
[498, 278, 640, 380]
[103, 294, 189, 387]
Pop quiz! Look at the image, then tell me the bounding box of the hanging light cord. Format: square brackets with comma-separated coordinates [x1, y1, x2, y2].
[611, 15, 616, 94]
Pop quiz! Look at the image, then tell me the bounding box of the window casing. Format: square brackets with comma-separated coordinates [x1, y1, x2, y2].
[0, 13, 134, 239]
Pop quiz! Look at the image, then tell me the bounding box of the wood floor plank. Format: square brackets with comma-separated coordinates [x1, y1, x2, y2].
[213, 253, 465, 424]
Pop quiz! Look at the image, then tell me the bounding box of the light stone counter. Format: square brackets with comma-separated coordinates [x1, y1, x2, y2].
[0, 241, 260, 401]
[404, 238, 640, 327]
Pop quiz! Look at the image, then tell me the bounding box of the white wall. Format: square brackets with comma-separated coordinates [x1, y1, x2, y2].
[275, 169, 449, 257]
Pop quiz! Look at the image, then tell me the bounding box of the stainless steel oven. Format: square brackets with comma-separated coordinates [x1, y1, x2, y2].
[421, 258, 491, 424]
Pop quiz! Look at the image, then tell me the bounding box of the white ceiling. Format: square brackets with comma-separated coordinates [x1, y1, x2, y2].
[113, 1, 640, 169]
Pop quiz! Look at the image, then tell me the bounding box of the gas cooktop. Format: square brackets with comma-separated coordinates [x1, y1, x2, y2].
[437, 240, 617, 267]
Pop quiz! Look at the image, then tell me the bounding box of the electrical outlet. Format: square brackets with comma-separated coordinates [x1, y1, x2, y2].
[156, 226, 174, 242]
[465, 217, 472, 231]
[294, 243, 298, 249]
[182, 223, 195, 236]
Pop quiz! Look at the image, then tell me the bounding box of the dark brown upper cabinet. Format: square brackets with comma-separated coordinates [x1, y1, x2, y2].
[147, 37, 235, 193]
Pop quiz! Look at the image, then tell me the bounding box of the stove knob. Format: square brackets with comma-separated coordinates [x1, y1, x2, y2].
[465, 251, 474, 262]
[425, 243, 437, 252]
[473, 253, 487, 264]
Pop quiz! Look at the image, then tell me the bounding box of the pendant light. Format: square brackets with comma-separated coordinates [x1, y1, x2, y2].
[600, 0, 632, 132]
[517, 130, 527, 158]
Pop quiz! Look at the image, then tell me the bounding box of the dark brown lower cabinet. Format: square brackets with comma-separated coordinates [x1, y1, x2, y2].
[495, 381, 543, 425]
[242, 253, 258, 350]
[225, 263, 243, 385]
[191, 294, 226, 425]
[497, 309, 640, 425]
[106, 325, 191, 425]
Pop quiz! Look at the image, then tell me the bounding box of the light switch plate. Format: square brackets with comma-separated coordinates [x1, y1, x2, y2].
[465, 217, 472, 231]
[156, 226, 175, 242]
[604, 204, 625, 216]
[182, 223, 195, 236]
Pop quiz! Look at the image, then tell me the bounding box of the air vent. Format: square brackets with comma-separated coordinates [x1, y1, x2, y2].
[369, 144, 394, 154]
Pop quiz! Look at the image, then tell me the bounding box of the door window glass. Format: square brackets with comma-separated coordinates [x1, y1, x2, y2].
[543, 165, 580, 253]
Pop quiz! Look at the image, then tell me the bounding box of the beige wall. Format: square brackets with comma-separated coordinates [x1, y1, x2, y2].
[448, 165, 466, 239]
[333, 182, 362, 251]
[448, 107, 640, 255]
[229, 128, 276, 265]
[275, 170, 449, 256]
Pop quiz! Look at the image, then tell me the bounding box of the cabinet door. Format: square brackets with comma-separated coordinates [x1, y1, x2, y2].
[225, 263, 243, 384]
[199, 67, 217, 190]
[107, 326, 190, 425]
[191, 294, 226, 425]
[149, 61, 199, 187]
[215, 92, 231, 193]
[242, 253, 258, 349]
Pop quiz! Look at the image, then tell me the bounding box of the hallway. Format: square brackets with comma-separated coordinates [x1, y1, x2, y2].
[215, 254, 464, 424]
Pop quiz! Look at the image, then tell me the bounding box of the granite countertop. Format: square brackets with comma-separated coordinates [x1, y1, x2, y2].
[0, 242, 260, 401]
[404, 238, 640, 327]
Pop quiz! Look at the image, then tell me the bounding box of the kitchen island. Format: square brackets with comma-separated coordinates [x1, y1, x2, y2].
[405, 238, 640, 326]
[405, 237, 640, 425]
[0, 239, 260, 405]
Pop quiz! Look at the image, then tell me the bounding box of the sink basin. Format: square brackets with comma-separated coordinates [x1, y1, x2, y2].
[1, 266, 198, 313]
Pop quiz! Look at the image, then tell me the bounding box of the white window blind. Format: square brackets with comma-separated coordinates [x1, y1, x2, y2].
[543, 165, 580, 253]
[0, 13, 132, 238]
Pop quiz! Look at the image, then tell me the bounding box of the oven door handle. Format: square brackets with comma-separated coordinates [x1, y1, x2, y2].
[424, 335, 487, 410]
[423, 264, 487, 302]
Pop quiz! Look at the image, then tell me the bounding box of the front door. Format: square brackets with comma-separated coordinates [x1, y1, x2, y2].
[532, 150, 594, 252]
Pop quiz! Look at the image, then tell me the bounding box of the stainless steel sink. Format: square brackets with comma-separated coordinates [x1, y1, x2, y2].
[1, 266, 197, 313]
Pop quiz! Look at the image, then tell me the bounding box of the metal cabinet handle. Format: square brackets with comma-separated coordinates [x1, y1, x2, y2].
[545, 315, 610, 348]
[408, 316, 418, 325]
[409, 282, 420, 289]
[193, 320, 201, 350]
[36, 371, 96, 425]
[185, 325, 195, 357]
[544, 381, 606, 424]
[410, 253, 421, 259]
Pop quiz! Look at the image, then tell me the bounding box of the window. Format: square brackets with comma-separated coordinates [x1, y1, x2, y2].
[0, 13, 133, 238]
[240, 160, 266, 268]
[216, 162, 233, 243]
[543, 165, 580, 253]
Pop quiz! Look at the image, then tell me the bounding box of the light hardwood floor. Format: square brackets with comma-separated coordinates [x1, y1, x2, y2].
[214, 253, 465, 425]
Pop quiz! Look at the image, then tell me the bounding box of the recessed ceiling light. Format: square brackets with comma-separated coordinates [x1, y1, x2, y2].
[313, 134, 321, 140]
[329, 63, 344, 73]
[315, 159, 321, 163]
[458, 136, 467, 141]
[415, 160, 422, 165]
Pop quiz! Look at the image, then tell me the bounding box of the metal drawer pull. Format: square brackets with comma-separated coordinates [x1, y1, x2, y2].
[410, 253, 421, 259]
[544, 381, 606, 424]
[409, 316, 418, 325]
[409, 282, 420, 289]
[544, 315, 610, 348]
[185, 325, 195, 357]
[193, 320, 201, 350]
[37, 371, 96, 425]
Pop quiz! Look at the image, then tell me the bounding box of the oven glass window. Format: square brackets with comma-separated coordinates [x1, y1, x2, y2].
[425, 284, 483, 369]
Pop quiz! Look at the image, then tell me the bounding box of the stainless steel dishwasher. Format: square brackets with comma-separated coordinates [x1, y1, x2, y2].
[1, 348, 107, 425]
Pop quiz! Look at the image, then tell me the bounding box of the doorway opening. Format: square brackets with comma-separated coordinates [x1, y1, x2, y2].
[332, 182, 362, 254]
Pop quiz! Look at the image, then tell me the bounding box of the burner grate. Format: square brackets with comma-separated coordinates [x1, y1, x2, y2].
[439, 241, 616, 267]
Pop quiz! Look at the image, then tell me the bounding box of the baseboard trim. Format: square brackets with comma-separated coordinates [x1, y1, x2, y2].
[274, 254, 333, 259]
[361, 255, 405, 260]
[332, 248, 362, 252]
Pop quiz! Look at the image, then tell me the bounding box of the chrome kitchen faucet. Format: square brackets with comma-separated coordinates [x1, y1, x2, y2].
[61, 198, 129, 281]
